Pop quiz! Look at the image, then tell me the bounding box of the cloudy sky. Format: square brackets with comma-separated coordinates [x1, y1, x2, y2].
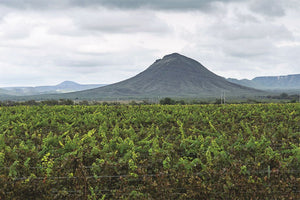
[0, 0, 299, 87]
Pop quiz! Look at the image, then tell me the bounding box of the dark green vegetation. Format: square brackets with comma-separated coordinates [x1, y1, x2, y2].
[0, 104, 299, 199]
[1, 92, 299, 107]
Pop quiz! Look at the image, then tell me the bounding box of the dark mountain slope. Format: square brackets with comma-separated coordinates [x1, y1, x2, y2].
[52, 53, 263, 99]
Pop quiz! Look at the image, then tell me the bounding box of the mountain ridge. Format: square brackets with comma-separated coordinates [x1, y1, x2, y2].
[228, 74, 300, 90]
[0, 81, 106, 96]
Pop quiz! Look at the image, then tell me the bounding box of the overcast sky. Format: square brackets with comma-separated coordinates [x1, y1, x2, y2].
[0, 0, 299, 87]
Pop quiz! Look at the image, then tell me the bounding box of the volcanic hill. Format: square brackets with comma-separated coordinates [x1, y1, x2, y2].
[48, 53, 262, 100]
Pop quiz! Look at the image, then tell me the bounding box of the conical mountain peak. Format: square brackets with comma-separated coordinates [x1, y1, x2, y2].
[148, 52, 217, 79]
[159, 53, 192, 64]
[162, 52, 183, 59]
[153, 52, 183, 64]
[51, 53, 263, 99]
[58, 81, 80, 87]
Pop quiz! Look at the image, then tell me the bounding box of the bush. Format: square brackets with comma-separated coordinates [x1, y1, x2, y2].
[160, 97, 175, 105]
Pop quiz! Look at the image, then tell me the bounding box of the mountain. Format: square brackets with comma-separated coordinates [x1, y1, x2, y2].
[227, 78, 260, 88]
[1, 81, 106, 96]
[228, 74, 300, 90]
[33, 81, 106, 93]
[34, 53, 263, 100]
[252, 74, 300, 89]
[0, 88, 12, 96]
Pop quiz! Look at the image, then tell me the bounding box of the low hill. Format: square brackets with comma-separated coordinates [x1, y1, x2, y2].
[0, 88, 12, 96]
[1, 81, 106, 96]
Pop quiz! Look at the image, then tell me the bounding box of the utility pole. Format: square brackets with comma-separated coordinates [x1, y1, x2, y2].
[220, 93, 223, 104]
[220, 91, 226, 105]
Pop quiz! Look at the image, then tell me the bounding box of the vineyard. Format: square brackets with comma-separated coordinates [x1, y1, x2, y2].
[0, 104, 299, 199]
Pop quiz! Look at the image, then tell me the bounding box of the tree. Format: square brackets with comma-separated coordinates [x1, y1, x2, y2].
[279, 93, 289, 99]
[160, 97, 175, 105]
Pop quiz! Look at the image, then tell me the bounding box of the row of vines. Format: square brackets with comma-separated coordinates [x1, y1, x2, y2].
[0, 104, 299, 199]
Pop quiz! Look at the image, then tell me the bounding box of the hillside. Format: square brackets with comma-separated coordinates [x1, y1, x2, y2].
[38, 53, 264, 100]
[0, 88, 11, 96]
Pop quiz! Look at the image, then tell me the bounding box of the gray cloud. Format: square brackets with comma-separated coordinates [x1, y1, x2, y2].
[0, 0, 242, 10]
[235, 13, 260, 23]
[249, 0, 286, 17]
[0, 13, 34, 39]
[212, 23, 293, 41]
[0, 0, 299, 87]
[0, 0, 62, 9]
[55, 59, 103, 68]
[222, 39, 275, 58]
[72, 0, 216, 10]
[74, 9, 170, 34]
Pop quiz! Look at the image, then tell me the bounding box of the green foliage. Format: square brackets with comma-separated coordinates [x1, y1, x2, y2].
[160, 97, 175, 105]
[0, 103, 299, 199]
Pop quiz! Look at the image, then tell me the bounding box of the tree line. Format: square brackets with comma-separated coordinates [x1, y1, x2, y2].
[0, 93, 299, 107]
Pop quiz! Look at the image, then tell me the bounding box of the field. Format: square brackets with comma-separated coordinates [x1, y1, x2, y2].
[0, 104, 299, 199]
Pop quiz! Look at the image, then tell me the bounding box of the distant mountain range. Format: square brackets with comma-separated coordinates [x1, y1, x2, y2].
[227, 74, 300, 90]
[0, 81, 106, 96]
